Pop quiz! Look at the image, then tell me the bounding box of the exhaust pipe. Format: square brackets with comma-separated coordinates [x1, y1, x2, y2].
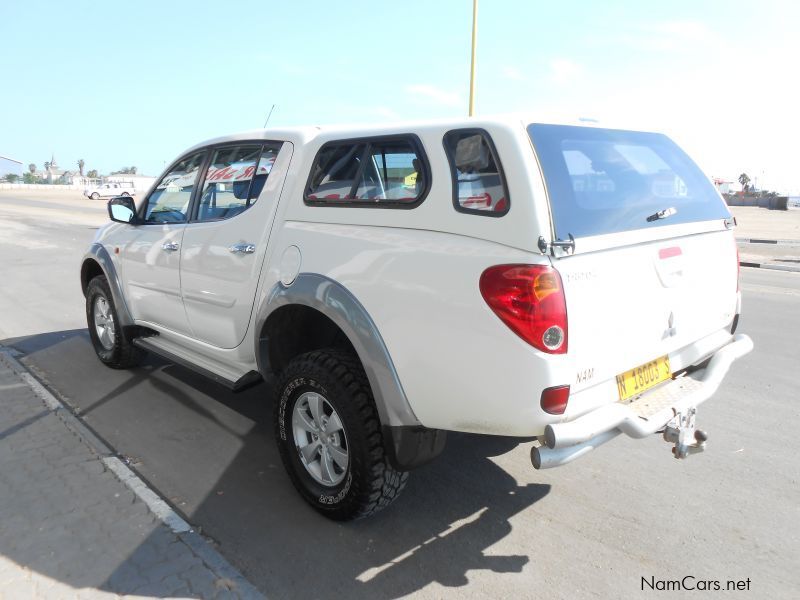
[531, 429, 620, 469]
[544, 334, 754, 451]
[531, 334, 753, 469]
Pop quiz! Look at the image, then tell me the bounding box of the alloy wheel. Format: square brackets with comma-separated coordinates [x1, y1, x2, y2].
[93, 296, 116, 350]
[292, 392, 349, 486]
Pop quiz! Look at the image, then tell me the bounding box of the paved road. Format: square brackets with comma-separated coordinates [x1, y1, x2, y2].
[0, 193, 106, 340]
[2, 192, 798, 599]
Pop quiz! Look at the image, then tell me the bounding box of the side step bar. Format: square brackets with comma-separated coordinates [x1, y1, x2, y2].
[133, 337, 262, 392]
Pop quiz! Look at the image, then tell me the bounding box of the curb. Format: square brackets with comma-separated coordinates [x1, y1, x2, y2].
[737, 237, 800, 247]
[0, 345, 265, 600]
[102, 457, 192, 533]
[0, 349, 113, 456]
[739, 261, 800, 273]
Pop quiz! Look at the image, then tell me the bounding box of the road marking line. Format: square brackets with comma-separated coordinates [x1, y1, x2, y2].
[0, 382, 27, 390]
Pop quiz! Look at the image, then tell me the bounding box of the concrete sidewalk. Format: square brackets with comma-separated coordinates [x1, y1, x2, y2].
[0, 348, 263, 599]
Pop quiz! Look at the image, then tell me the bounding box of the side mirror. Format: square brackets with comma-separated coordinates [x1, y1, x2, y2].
[108, 196, 139, 224]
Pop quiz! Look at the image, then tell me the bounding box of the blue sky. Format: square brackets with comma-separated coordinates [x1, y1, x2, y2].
[2, 1, 798, 191]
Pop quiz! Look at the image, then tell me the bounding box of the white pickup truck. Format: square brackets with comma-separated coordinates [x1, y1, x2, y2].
[80, 117, 752, 520]
[84, 181, 135, 200]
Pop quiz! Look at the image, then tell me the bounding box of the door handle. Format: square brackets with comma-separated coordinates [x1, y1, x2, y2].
[229, 243, 256, 254]
[161, 241, 179, 252]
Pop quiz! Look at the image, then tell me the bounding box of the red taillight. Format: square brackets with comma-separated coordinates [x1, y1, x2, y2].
[541, 385, 570, 415]
[479, 264, 568, 353]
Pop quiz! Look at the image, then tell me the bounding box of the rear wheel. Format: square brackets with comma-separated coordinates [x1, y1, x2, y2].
[91, 192, 100, 200]
[274, 349, 408, 521]
[85, 275, 145, 368]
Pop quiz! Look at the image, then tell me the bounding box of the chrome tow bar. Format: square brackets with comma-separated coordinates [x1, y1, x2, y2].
[663, 407, 707, 459]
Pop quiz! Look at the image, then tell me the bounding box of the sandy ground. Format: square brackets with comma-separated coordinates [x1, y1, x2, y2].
[729, 205, 800, 240]
[728, 206, 800, 266]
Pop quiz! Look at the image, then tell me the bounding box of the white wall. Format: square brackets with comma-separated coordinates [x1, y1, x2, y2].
[0, 183, 83, 190]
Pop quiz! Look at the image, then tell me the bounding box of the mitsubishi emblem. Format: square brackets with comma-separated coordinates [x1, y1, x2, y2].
[664, 311, 677, 339]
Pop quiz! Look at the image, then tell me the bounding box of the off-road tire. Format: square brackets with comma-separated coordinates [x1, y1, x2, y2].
[85, 275, 145, 369]
[274, 349, 408, 521]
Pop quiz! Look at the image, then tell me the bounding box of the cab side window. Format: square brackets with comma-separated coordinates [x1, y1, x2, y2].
[443, 129, 510, 216]
[306, 143, 367, 201]
[194, 144, 281, 222]
[144, 152, 206, 224]
[355, 140, 425, 201]
[305, 135, 429, 207]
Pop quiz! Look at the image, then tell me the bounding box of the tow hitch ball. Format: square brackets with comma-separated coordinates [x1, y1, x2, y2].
[663, 408, 707, 459]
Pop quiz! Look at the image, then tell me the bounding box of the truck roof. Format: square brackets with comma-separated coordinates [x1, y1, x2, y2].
[183, 113, 658, 156]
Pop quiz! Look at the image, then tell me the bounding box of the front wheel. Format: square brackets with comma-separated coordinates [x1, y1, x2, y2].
[274, 349, 408, 521]
[85, 275, 145, 369]
[91, 192, 100, 200]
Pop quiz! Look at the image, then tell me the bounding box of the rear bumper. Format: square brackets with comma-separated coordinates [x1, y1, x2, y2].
[532, 333, 753, 469]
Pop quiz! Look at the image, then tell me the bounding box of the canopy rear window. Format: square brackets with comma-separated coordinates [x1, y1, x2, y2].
[528, 124, 730, 240]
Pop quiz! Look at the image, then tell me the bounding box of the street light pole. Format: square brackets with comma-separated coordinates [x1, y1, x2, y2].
[468, 0, 478, 116]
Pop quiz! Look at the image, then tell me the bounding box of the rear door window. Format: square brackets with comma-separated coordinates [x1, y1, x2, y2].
[305, 136, 429, 207]
[528, 124, 730, 239]
[443, 129, 509, 216]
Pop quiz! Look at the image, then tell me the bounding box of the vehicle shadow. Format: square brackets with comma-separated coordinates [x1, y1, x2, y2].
[2, 329, 549, 599]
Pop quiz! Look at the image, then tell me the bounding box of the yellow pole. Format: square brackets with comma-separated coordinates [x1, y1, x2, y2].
[468, 0, 478, 116]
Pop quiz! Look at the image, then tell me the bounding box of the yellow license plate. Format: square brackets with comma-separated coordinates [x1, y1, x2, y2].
[616, 355, 672, 401]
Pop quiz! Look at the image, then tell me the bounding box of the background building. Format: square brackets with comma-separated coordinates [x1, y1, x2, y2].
[0, 155, 23, 178]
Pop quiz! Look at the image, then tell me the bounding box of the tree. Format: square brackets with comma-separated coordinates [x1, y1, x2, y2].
[44, 161, 50, 172]
[87, 169, 98, 178]
[5, 174, 19, 183]
[111, 166, 138, 175]
[77, 159, 85, 176]
[738, 173, 751, 192]
[23, 172, 36, 184]
[28, 163, 36, 174]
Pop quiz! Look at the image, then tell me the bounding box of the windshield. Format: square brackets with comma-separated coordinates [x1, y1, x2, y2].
[528, 124, 730, 240]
